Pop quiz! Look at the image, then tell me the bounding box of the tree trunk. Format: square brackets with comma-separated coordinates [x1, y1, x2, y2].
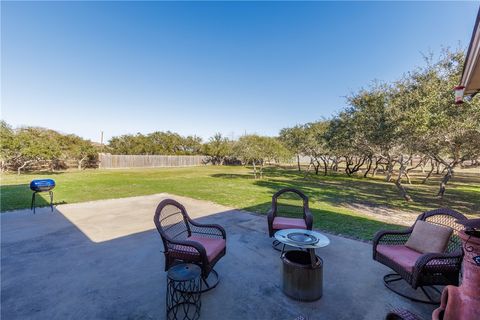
[345, 156, 366, 176]
[372, 156, 381, 177]
[404, 171, 412, 184]
[78, 156, 88, 170]
[313, 160, 320, 175]
[331, 157, 339, 172]
[386, 157, 395, 182]
[260, 160, 264, 179]
[303, 161, 313, 179]
[297, 154, 301, 172]
[252, 161, 257, 179]
[395, 155, 412, 201]
[320, 156, 328, 176]
[17, 160, 34, 175]
[422, 159, 435, 184]
[404, 156, 426, 184]
[364, 156, 372, 178]
[344, 156, 352, 176]
[437, 166, 453, 198]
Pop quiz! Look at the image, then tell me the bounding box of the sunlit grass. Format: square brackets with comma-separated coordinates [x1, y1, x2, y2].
[1, 165, 478, 240]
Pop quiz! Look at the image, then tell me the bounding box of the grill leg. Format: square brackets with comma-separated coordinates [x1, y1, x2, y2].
[31, 192, 36, 214]
[49, 191, 54, 212]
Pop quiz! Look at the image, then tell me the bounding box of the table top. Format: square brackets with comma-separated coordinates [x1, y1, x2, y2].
[274, 229, 330, 249]
[167, 263, 201, 282]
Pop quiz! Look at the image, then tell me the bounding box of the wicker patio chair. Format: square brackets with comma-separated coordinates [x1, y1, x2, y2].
[267, 188, 313, 250]
[373, 208, 467, 304]
[154, 199, 226, 292]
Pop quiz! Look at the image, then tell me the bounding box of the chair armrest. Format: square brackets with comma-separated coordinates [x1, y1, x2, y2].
[373, 228, 412, 259]
[304, 208, 313, 230]
[411, 250, 463, 286]
[166, 238, 210, 267]
[189, 220, 226, 239]
[414, 250, 463, 272]
[166, 238, 208, 259]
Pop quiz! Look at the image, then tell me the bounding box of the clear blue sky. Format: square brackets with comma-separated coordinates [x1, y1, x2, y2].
[1, 1, 478, 143]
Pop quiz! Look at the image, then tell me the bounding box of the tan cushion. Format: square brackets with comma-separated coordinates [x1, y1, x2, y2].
[405, 220, 453, 254]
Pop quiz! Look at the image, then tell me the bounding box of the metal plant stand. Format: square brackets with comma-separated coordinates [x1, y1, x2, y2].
[167, 264, 202, 320]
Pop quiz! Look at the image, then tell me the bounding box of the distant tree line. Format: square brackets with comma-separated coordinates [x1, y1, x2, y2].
[0, 122, 291, 177]
[108, 132, 203, 155]
[0, 121, 99, 174]
[107, 131, 292, 178]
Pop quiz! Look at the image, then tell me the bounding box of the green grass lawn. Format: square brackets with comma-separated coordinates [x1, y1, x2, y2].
[1, 166, 478, 241]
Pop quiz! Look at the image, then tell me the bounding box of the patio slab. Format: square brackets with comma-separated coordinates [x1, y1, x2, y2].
[1, 194, 436, 319]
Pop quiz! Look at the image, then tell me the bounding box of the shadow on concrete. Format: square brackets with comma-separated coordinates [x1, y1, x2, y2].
[1, 195, 437, 320]
[0, 184, 67, 212]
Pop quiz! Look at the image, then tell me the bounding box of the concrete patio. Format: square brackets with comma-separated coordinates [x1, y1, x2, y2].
[1, 194, 436, 319]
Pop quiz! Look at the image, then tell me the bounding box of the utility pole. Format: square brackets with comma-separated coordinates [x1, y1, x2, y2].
[100, 131, 104, 147]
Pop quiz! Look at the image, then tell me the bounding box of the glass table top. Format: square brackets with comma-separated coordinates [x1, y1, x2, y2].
[274, 229, 330, 249]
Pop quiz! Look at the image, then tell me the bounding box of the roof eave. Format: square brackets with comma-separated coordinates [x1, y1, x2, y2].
[460, 7, 480, 95]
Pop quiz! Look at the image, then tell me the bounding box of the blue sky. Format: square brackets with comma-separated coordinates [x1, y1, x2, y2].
[1, 1, 478, 143]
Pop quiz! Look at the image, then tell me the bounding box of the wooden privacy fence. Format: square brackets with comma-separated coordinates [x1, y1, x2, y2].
[99, 154, 208, 169]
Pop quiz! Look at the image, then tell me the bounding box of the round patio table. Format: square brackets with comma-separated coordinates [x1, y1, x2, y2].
[274, 228, 330, 266]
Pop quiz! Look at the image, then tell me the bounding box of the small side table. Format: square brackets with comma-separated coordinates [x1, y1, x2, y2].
[167, 263, 202, 320]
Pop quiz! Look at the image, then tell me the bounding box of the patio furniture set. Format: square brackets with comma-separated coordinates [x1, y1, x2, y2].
[153, 188, 478, 320]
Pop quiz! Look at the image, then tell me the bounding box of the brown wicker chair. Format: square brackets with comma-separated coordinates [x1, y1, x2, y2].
[154, 199, 226, 292]
[373, 208, 467, 304]
[267, 188, 313, 250]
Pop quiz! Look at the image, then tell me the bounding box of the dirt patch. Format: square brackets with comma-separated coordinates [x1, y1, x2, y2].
[342, 203, 418, 227]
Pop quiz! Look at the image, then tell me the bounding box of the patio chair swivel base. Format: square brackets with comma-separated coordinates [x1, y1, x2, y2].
[384, 273, 442, 305]
[200, 269, 219, 293]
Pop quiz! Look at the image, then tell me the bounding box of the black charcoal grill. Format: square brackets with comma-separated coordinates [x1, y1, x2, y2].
[30, 179, 55, 213]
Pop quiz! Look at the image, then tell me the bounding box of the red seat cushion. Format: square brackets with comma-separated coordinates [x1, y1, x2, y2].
[376, 245, 422, 273]
[272, 217, 307, 230]
[188, 236, 226, 262]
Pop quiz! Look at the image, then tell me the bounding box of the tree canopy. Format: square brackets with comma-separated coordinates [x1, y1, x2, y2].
[108, 131, 202, 155]
[234, 134, 291, 178]
[280, 48, 480, 199]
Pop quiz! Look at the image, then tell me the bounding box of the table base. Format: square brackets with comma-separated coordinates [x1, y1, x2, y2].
[282, 250, 323, 301]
